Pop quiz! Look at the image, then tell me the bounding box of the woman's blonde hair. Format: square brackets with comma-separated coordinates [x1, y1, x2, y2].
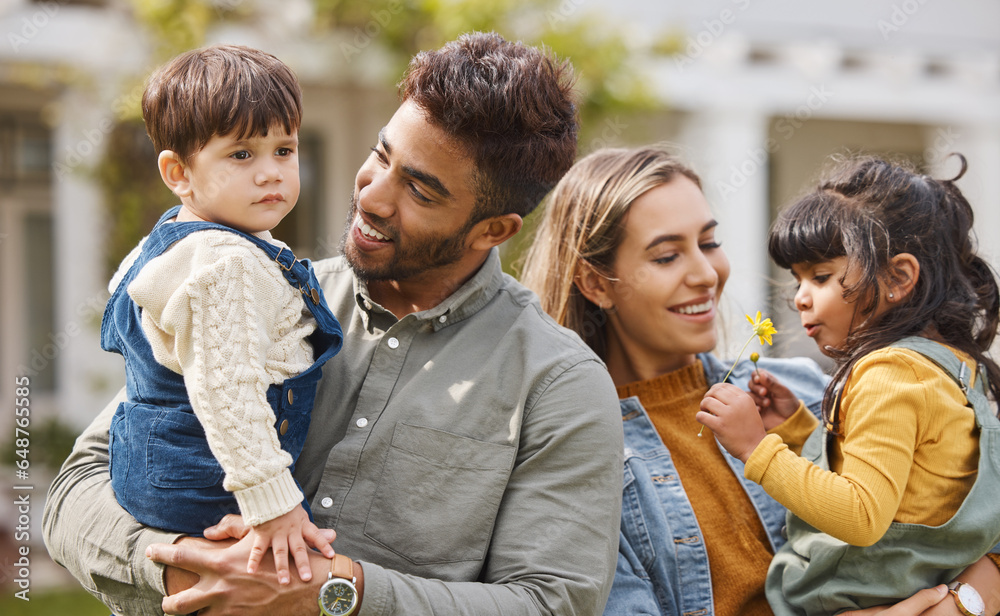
[520, 145, 701, 359]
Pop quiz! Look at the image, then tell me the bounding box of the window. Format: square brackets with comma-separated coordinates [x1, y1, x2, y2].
[0, 115, 51, 184]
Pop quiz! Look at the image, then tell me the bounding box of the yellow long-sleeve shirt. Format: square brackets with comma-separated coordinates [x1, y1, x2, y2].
[745, 346, 980, 547]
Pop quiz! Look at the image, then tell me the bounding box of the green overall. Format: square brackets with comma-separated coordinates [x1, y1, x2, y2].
[766, 337, 1000, 615]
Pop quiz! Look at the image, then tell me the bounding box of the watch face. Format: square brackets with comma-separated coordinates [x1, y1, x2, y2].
[320, 579, 358, 616]
[957, 584, 985, 615]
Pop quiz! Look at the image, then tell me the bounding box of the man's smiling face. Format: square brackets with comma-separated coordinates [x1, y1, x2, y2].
[341, 100, 480, 283]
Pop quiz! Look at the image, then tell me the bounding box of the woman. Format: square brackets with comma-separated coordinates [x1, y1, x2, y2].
[519, 145, 1000, 616]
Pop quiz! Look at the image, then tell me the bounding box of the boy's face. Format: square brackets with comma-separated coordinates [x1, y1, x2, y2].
[178, 128, 299, 234]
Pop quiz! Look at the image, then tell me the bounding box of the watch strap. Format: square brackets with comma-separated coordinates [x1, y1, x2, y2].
[332, 554, 355, 581]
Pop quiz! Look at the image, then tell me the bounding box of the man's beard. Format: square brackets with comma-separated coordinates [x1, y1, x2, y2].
[340, 192, 474, 283]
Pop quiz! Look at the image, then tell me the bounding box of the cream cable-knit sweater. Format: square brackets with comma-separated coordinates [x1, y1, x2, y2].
[110, 227, 316, 526]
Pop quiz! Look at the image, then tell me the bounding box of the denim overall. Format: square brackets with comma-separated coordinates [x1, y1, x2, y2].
[101, 205, 343, 535]
[766, 337, 1000, 615]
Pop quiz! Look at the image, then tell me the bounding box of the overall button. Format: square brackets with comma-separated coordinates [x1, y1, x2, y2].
[279, 419, 289, 435]
[287, 390, 294, 405]
[387, 337, 399, 349]
[320, 497, 333, 508]
[356, 418, 368, 428]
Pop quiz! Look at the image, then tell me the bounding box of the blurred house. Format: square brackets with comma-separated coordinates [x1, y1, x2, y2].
[1, 0, 998, 435]
[0, 0, 401, 435]
[585, 0, 1000, 364]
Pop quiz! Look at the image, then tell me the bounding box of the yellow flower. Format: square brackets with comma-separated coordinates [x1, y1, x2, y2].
[699, 312, 778, 436]
[746, 311, 777, 346]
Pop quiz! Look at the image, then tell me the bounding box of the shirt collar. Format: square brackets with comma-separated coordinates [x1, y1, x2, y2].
[352, 247, 505, 331]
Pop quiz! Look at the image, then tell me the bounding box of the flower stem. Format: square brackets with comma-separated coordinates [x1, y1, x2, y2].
[721, 335, 754, 384]
[698, 334, 754, 437]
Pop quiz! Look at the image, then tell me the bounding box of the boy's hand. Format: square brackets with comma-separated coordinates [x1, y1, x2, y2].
[747, 368, 801, 430]
[247, 504, 336, 584]
[698, 383, 768, 463]
[151, 533, 333, 616]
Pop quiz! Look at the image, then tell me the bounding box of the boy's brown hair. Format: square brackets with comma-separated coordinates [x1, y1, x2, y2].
[141, 44, 302, 162]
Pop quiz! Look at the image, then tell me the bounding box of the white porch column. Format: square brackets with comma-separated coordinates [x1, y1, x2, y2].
[926, 123, 1000, 357]
[51, 88, 125, 429]
[678, 108, 772, 359]
[924, 124, 1000, 270]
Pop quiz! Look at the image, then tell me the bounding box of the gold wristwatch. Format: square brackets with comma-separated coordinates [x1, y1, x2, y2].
[318, 554, 358, 616]
[948, 582, 985, 616]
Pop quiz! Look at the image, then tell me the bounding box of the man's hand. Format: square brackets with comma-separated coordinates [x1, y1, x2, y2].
[698, 383, 768, 462]
[148, 526, 334, 616]
[842, 585, 951, 616]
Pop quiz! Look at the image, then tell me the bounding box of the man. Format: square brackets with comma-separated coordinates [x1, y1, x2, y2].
[43, 32, 624, 615]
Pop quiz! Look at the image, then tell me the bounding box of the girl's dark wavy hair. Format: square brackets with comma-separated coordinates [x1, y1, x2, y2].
[768, 153, 1000, 429]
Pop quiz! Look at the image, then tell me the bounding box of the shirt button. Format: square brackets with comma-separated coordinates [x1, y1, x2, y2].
[387, 337, 399, 349]
[286, 389, 294, 405]
[356, 417, 368, 428]
[279, 419, 289, 435]
[363, 300, 372, 310]
[438, 315, 447, 323]
[321, 497, 333, 508]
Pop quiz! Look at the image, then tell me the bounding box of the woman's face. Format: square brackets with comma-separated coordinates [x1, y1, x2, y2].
[594, 177, 730, 382]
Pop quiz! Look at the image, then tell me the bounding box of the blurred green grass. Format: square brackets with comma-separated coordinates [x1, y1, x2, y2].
[2, 588, 110, 616]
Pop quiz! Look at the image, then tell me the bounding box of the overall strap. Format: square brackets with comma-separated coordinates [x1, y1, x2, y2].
[143, 206, 319, 304]
[890, 336, 994, 428]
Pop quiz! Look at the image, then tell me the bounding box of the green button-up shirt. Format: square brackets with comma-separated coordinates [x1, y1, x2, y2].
[44, 249, 624, 615]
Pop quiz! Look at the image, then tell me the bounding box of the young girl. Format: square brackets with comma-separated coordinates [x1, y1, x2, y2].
[699, 154, 1000, 615]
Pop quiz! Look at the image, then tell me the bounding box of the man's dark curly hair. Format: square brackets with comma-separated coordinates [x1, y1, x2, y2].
[399, 31, 579, 223]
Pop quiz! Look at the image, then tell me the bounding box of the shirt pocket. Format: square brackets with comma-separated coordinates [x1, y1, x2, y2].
[364, 422, 515, 565]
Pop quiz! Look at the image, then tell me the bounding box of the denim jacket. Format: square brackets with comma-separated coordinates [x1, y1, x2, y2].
[606, 352, 829, 616]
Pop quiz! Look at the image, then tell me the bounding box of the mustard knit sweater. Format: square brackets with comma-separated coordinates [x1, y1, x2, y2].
[617, 361, 818, 616]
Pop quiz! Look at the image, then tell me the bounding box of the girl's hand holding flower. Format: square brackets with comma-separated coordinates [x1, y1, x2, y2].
[698, 383, 768, 463]
[747, 368, 801, 430]
[698, 311, 778, 437]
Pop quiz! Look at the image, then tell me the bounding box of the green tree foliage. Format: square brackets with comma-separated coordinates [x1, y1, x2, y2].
[97, 121, 178, 277]
[314, 0, 659, 127]
[130, 0, 249, 61]
[100, 0, 667, 273]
